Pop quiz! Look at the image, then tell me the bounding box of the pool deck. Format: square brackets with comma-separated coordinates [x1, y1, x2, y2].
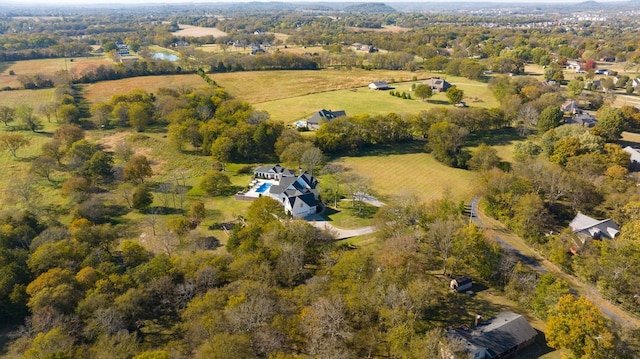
[243, 178, 279, 198]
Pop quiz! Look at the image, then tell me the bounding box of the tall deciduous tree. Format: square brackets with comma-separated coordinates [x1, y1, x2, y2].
[0, 133, 30, 158]
[446, 86, 464, 104]
[200, 171, 231, 196]
[0, 105, 16, 126]
[414, 84, 434, 101]
[546, 295, 614, 359]
[538, 105, 564, 133]
[124, 155, 153, 183]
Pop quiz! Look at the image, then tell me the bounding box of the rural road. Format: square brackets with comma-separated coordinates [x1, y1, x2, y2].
[471, 197, 640, 328]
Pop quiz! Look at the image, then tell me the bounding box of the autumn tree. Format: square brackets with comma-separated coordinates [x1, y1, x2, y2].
[189, 200, 206, 224]
[0, 105, 16, 126]
[124, 154, 153, 183]
[567, 79, 585, 99]
[468, 143, 500, 171]
[16, 105, 41, 132]
[0, 133, 30, 158]
[546, 295, 614, 359]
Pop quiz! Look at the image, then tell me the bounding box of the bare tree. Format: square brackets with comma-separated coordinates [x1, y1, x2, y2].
[425, 219, 462, 275]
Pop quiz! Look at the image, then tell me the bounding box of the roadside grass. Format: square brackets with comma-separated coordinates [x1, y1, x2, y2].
[321, 199, 378, 229]
[336, 144, 476, 204]
[82, 74, 207, 105]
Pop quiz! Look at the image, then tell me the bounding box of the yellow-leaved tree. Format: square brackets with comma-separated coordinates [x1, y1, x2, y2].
[546, 295, 614, 359]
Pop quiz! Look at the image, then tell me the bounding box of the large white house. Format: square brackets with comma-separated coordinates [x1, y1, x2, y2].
[253, 164, 319, 218]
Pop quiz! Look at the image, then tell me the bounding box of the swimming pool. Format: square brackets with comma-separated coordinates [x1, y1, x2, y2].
[255, 182, 272, 193]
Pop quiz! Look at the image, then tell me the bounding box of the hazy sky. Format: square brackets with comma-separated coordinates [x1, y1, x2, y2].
[4, 0, 604, 4]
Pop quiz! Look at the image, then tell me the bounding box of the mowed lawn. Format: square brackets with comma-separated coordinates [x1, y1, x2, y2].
[338, 150, 477, 204]
[0, 56, 113, 89]
[82, 74, 207, 104]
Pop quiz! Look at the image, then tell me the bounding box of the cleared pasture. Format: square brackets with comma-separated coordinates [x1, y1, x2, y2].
[0, 56, 113, 88]
[0, 88, 56, 108]
[82, 74, 207, 104]
[252, 79, 497, 122]
[171, 24, 227, 37]
[211, 68, 426, 104]
[338, 150, 477, 204]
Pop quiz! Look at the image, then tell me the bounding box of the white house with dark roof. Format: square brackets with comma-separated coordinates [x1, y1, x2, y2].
[446, 312, 537, 359]
[569, 212, 620, 245]
[252, 165, 319, 218]
[254, 164, 295, 180]
[566, 113, 597, 127]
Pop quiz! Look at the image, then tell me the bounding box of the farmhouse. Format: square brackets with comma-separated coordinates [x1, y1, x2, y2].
[424, 77, 452, 92]
[369, 81, 390, 90]
[306, 109, 347, 130]
[446, 312, 537, 359]
[569, 212, 620, 244]
[249, 164, 319, 218]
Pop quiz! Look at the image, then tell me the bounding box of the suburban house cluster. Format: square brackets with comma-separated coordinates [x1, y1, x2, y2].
[238, 164, 320, 218]
[446, 312, 538, 359]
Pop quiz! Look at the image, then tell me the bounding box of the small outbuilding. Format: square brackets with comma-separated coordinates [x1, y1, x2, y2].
[369, 81, 390, 90]
[450, 276, 473, 292]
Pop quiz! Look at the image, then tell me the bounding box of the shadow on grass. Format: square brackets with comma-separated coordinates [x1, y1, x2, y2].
[427, 99, 451, 105]
[144, 206, 183, 215]
[466, 127, 521, 147]
[520, 330, 555, 359]
[186, 235, 221, 251]
[331, 140, 425, 159]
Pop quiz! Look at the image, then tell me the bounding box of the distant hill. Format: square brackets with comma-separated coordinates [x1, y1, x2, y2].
[343, 3, 397, 14]
[575, 0, 601, 6]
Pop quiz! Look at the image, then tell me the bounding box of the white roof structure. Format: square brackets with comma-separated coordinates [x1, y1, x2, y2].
[569, 212, 620, 241]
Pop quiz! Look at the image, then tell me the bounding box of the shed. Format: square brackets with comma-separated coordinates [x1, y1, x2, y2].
[450, 276, 473, 292]
[369, 81, 389, 90]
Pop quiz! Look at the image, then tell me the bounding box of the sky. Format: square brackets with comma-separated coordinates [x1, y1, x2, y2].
[4, 0, 618, 4]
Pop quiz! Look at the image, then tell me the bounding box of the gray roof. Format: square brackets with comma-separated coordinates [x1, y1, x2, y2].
[424, 78, 451, 91]
[449, 312, 537, 358]
[561, 100, 580, 113]
[308, 109, 347, 126]
[269, 176, 297, 195]
[369, 81, 389, 89]
[254, 164, 295, 177]
[569, 212, 619, 240]
[567, 113, 597, 127]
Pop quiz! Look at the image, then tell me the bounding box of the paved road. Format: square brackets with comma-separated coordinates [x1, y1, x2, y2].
[471, 197, 640, 328]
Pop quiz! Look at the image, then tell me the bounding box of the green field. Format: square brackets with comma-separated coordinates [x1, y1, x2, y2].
[336, 145, 477, 204]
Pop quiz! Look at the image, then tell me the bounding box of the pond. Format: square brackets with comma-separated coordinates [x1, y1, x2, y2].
[151, 52, 179, 62]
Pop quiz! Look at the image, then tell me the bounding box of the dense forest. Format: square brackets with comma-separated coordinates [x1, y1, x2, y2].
[2, 1, 640, 358]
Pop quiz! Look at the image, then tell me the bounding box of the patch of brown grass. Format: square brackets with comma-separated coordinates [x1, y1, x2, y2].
[82, 74, 207, 105]
[172, 24, 227, 37]
[0, 57, 114, 89]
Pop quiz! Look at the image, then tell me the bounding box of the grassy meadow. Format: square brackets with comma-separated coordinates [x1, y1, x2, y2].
[0, 56, 113, 89]
[211, 69, 498, 122]
[82, 74, 207, 104]
[0, 88, 56, 107]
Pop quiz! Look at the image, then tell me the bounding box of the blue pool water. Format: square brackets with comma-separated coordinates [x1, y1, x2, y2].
[255, 182, 272, 193]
